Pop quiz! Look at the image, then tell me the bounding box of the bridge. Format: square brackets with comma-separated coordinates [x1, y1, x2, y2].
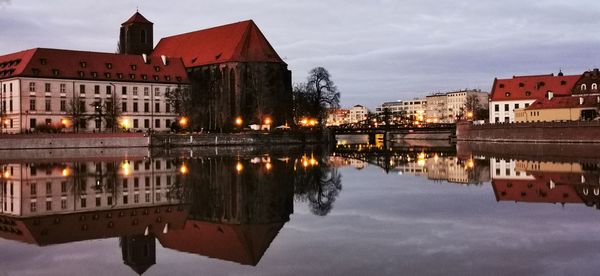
[329, 123, 456, 144]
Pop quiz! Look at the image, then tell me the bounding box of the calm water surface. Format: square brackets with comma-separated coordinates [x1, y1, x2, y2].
[0, 144, 599, 276]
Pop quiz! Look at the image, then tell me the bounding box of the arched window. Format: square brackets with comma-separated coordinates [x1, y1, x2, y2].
[581, 84, 587, 91]
[592, 83, 598, 91]
[141, 30, 147, 43]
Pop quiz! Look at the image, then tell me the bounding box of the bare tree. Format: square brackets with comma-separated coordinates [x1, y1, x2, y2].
[293, 67, 341, 125]
[67, 96, 87, 133]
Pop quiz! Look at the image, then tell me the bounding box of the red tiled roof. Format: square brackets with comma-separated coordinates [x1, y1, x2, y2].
[157, 220, 284, 266]
[0, 48, 189, 84]
[492, 179, 582, 204]
[153, 20, 285, 68]
[122, 12, 153, 25]
[526, 95, 599, 110]
[490, 73, 580, 102]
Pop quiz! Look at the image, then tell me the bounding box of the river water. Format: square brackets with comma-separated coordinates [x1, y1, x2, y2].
[0, 143, 599, 276]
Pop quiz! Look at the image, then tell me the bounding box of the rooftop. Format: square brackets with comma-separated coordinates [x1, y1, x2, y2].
[491, 73, 579, 102]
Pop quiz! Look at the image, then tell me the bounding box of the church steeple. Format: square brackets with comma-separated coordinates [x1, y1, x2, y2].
[119, 11, 154, 55]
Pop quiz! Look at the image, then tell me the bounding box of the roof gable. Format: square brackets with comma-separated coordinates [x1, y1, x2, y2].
[526, 95, 599, 110]
[490, 73, 579, 102]
[152, 20, 284, 68]
[122, 12, 153, 25]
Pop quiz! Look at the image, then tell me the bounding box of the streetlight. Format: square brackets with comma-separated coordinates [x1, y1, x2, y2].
[235, 116, 243, 128]
[179, 116, 189, 129]
[264, 117, 272, 125]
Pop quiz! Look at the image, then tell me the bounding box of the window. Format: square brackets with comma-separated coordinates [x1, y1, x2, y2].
[45, 99, 51, 111]
[30, 118, 36, 128]
[134, 194, 139, 203]
[494, 104, 499, 112]
[30, 202, 37, 212]
[525, 103, 530, 108]
[133, 87, 138, 96]
[29, 82, 36, 92]
[133, 119, 139, 128]
[96, 197, 101, 207]
[134, 177, 139, 188]
[30, 183, 36, 195]
[166, 119, 171, 128]
[61, 199, 67, 209]
[107, 196, 113, 206]
[155, 102, 160, 113]
[30, 99, 36, 111]
[60, 83, 66, 93]
[133, 102, 138, 113]
[44, 83, 51, 92]
[144, 119, 149, 128]
[166, 103, 170, 113]
[581, 84, 587, 90]
[143, 87, 149, 96]
[40, 58, 47, 65]
[60, 100, 66, 111]
[505, 92, 511, 97]
[499, 84, 505, 88]
[106, 85, 112, 95]
[123, 179, 128, 189]
[122, 102, 127, 112]
[46, 201, 52, 211]
[144, 102, 149, 113]
[80, 84, 85, 94]
[515, 104, 519, 109]
[81, 198, 87, 208]
[593, 83, 598, 91]
[122, 86, 127, 95]
[123, 196, 128, 204]
[61, 182, 67, 193]
[80, 61, 87, 68]
[155, 119, 160, 128]
[154, 87, 160, 96]
[504, 104, 509, 112]
[94, 85, 100, 94]
[106, 63, 112, 69]
[91, 72, 98, 78]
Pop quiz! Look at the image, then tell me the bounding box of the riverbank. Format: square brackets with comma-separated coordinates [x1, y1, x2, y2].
[457, 121, 600, 143]
[0, 131, 328, 149]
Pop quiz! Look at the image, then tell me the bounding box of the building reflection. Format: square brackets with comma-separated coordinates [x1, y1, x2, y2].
[0, 149, 335, 272]
[490, 158, 600, 208]
[333, 144, 490, 185]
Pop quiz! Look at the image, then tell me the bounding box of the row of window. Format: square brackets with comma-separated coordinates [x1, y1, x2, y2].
[580, 83, 598, 91]
[27, 82, 173, 97]
[28, 118, 173, 129]
[29, 192, 167, 213]
[493, 103, 530, 112]
[1, 83, 14, 93]
[25, 99, 172, 113]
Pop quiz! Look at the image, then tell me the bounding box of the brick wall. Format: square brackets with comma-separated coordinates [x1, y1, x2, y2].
[457, 121, 600, 143]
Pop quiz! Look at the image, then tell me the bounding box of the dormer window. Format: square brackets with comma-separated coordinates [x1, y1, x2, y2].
[518, 82, 524, 87]
[165, 76, 171, 81]
[106, 63, 112, 69]
[129, 74, 135, 80]
[153, 75, 159, 81]
[40, 58, 47, 65]
[52, 69, 59, 76]
[176, 76, 182, 82]
[80, 61, 87, 68]
[525, 91, 531, 96]
[592, 83, 598, 91]
[91, 72, 98, 78]
[78, 71, 85, 77]
[105, 72, 111, 78]
[581, 84, 587, 91]
[31, 68, 40, 75]
[154, 66, 160, 72]
[505, 92, 511, 97]
[141, 74, 147, 80]
[117, 73, 123, 79]
[131, 64, 137, 70]
[499, 84, 505, 88]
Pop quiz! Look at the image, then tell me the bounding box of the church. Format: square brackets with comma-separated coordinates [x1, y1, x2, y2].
[121, 12, 293, 130]
[0, 11, 292, 133]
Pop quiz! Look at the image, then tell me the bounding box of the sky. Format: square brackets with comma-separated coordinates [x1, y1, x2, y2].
[0, 0, 599, 109]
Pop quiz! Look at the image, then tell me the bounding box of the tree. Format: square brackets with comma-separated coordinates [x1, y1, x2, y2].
[464, 94, 481, 114]
[293, 67, 341, 125]
[165, 85, 195, 128]
[67, 96, 87, 133]
[103, 97, 122, 132]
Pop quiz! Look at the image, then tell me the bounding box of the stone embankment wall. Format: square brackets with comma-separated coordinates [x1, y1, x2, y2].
[457, 121, 600, 143]
[151, 132, 325, 147]
[0, 133, 149, 150]
[457, 141, 600, 164]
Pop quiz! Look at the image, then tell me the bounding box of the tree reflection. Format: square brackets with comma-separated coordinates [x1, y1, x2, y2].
[294, 156, 343, 216]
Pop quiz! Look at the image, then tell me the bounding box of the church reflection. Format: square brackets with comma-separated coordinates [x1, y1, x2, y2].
[0, 149, 336, 273]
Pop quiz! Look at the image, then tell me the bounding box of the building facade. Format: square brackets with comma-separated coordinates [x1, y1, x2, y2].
[489, 73, 579, 123]
[152, 20, 293, 130]
[0, 48, 189, 134]
[348, 105, 368, 123]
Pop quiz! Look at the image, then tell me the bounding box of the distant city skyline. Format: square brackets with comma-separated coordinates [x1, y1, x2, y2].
[0, 0, 599, 109]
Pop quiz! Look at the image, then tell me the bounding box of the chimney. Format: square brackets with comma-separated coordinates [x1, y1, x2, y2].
[161, 55, 168, 66]
[580, 97, 584, 105]
[142, 53, 148, 64]
[547, 91, 554, 100]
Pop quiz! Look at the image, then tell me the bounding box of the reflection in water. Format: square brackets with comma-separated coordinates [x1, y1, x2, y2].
[0, 148, 342, 272]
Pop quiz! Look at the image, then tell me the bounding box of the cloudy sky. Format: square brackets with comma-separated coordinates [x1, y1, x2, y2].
[0, 0, 599, 108]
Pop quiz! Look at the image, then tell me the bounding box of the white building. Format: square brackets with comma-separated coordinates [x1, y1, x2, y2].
[348, 105, 368, 123]
[425, 89, 489, 123]
[0, 48, 190, 133]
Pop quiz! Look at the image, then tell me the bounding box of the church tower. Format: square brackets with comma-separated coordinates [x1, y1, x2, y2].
[119, 11, 154, 55]
[120, 235, 156, 275]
